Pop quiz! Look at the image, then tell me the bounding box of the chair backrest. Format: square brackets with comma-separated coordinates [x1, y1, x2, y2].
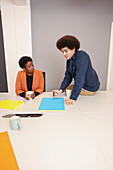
[43, 72, 46, 92]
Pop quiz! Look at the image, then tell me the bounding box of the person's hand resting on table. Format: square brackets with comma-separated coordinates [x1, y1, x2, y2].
[64, 98, 74, 105]
[25, 92, 35, 100]
[52, 89, 74, 105]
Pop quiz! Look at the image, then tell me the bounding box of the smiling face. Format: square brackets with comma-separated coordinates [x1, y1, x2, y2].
[24, 61, 34, 76]
[61, 47, 75, 60]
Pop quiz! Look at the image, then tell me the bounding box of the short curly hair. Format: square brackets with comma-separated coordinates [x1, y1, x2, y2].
[19, 56, 32, 69]
[56, 35, 80, 51]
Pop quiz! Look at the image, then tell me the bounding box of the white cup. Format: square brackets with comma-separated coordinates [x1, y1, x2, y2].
[10, 116, 21, 130]
[66, 89, 71, 98]
[26, 91, 33, 100]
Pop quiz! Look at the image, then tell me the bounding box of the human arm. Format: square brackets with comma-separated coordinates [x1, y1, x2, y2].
[60, 61, 72, 92]
[15, 71, 26, 96]
[52, 89, 63, 96]
[52, 61, 72, 96]
[64, 98, 74, 105]
[70, 52, 89, 101]
[32, 70, 44, 95]
[18, 91, 36, 100]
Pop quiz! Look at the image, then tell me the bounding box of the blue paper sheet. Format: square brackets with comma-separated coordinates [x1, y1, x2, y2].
[38, 97, 65, 111]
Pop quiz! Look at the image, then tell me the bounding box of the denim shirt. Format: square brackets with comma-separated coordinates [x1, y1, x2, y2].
[60, 50, 100, 101]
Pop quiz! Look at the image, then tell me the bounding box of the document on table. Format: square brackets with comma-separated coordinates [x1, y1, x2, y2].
[0, 131, 19, 170]
[0, 100, 24, 110]
[38, 97, 65, 111]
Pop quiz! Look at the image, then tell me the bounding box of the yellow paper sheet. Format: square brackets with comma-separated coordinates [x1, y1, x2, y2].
[0, 100, 24, 110]
[0, 131, 19, 170]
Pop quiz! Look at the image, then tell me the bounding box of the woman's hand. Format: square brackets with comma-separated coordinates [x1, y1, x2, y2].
[25, 92, 35, 100]
[30, 92, 35, 99]
[64, 98, 74, 105]
[25, 92, 30, 100]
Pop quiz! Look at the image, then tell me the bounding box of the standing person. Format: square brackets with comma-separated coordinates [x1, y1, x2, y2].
[15, 56, 44, 100]
[53, 35, 100, 105]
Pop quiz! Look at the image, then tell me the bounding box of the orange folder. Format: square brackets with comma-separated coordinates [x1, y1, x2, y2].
[0, 131, 19, 170]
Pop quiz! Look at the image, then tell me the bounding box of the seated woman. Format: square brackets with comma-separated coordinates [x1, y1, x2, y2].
[15, 56, 44, 100]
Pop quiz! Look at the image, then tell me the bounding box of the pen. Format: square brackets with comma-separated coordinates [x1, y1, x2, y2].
[53, 91, 55, 97]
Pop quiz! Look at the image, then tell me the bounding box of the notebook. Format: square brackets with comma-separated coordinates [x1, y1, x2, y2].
[38, 97, 65, 111]
[0, 131, 19, 170]
[0, 100, 24, 110]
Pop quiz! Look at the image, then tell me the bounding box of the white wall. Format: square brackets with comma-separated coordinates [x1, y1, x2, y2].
[0, 0, 113, 93]
[107, 22, 113, 90]
[31, 0, 113, 91]
[0, 0, 32, 94]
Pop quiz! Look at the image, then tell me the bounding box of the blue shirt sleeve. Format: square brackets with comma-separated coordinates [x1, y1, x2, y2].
[60, 61, 72, 91]
[70, 53, 89, 100]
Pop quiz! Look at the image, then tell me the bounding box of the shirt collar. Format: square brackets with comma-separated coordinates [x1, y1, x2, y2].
[70, 51, 77, 60]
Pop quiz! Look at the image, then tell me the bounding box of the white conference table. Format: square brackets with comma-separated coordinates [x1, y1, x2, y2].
[0, 91, 113, 170]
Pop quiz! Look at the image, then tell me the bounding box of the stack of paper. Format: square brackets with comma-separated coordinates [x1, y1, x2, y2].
[38, 97, 65, 111]
[0, 100, 24, 110]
